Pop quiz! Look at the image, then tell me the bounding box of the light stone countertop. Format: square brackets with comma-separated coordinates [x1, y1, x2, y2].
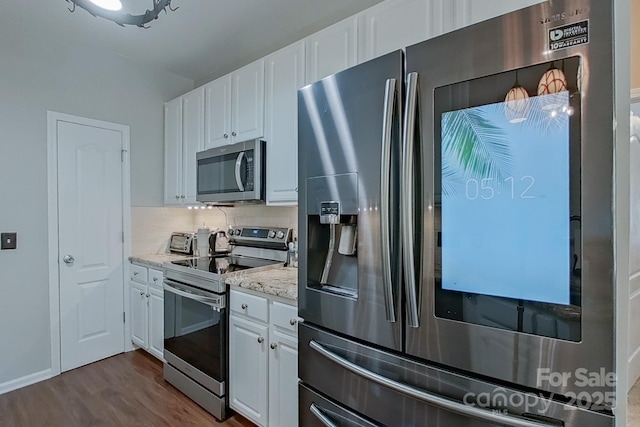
[129, 253, 192, 269]
[225, 266, 298, 301]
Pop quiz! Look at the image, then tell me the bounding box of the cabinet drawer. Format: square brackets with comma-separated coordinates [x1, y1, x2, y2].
[230, 289, 268, 323]
[148, 269, 163, 289]
[271, 301, 298, 334]
[130, 264, 148, 283]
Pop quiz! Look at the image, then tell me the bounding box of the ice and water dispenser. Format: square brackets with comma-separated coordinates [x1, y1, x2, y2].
[306, 173, 358, 296]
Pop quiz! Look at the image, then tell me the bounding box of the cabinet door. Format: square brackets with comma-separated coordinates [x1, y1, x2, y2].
[229, 314, 268, 427]
[268, 329, 298, 427]
[147, 285, 164, 361]
[164, 98, 183, 205]
[358, 0, 429, 62]
[232, 60, 265, 143]
[305, 16, 358, 85]
[265, 41, 304, 205]
[130, 281, 148, 348]
[182, 87, 205, 204]
[205, 75, 232, 149]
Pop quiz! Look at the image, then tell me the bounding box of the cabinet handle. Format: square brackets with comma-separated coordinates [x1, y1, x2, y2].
[290, 318, 297, 326]
[270, 343, 278, 350]
[146, 294, 150, 298]
[224, 133, 229, 139]
[241, 303, 248, 309]
[232, 131, 237, 137]
[140, 291, 144, 296]
[133, 271, 138, 276]
[153, 277, 158, 282]
[181, 195, 185, 199]
[175, 195, 180, 200]
[257, 337, 264, 344]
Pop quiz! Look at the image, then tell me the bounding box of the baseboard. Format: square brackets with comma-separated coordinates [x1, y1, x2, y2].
[0, 368, 54, 395]
[628, 346, 640, 392]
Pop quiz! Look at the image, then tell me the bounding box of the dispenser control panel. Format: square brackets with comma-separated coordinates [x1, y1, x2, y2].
[320, 202, 340, 224]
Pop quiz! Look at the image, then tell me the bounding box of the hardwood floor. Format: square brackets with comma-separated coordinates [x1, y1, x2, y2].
[0, 350, 255, 427]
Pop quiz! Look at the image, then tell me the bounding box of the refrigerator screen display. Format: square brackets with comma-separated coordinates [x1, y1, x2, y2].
[440, 92, 571, 305]
[433, 57, 582, 342]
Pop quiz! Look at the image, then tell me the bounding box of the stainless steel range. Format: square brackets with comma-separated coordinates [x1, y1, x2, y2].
[162, 226, 291, 421]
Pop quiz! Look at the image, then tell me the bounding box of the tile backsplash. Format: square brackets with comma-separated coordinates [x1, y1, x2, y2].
[131, 205, 298, 255]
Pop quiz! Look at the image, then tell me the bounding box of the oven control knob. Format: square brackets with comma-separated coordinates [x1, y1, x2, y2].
[268, 230, 276, 238]
[235, 229, 241, 236]
[228, 228, 234, 236]
[276, 231, 285, 239]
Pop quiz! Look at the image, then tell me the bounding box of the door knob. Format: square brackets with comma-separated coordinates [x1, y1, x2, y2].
[270, 343, 277, 350]
[224, 133, 229, 139]
[231, 131, 237, 137]
[63, 255, 75, 264]
[257, 337, 264, 344]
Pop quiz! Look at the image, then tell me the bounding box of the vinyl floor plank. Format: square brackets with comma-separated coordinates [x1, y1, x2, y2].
[0, 350, 255, 427]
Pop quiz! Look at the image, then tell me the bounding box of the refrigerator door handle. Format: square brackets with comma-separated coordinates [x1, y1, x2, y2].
[310, 403, 339, 427]
[402, 72, 420, 327]
[380, 77, 397, 323]
[309, 340, 559, 427]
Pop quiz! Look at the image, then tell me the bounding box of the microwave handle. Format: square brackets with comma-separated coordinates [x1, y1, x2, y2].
[235, 152, 246, 192]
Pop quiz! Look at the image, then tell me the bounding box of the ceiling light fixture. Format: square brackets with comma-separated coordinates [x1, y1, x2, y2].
[66, 0, 178, 28]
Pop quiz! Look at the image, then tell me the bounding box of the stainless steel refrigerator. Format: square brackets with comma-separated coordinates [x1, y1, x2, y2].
[297, 0, 617, 425]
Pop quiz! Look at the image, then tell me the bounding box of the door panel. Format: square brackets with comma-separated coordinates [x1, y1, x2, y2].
[298, 50, 404, 351]
[299, 323, 613, 427]
[229, 314, 268, 426]
[405, 0, 615, 401]
[58, 120, 125, 372]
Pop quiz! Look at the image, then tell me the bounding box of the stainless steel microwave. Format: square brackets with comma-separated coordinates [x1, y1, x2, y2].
[196, 139, 265, 204]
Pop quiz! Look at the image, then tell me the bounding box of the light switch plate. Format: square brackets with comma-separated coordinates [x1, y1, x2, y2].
[1, 232, 17, 250]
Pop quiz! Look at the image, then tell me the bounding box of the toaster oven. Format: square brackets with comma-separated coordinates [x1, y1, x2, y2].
[169, 232, 196, 255]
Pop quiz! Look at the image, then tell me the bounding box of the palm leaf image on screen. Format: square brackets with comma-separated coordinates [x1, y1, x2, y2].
[441, 107, 513, 196]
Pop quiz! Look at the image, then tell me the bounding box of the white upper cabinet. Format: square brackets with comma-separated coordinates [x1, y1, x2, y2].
[205, 60, 265, 149]
[164, 87, 205, 206]
[181, 88, 205, 203]
[264, 41, 305, 205]
[164, 97, 182, 206]
[358, 0, 430, 62]
[233, 60, 265, 143]
[305, 16, 358, 85]
[204, 75, 232, 149]
[468, 0, 546, 25]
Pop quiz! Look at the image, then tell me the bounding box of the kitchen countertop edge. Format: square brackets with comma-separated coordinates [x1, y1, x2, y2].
[225, 266, 298, 302]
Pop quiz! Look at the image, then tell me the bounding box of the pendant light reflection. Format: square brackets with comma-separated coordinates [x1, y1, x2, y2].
[538, 64, 568, 96]
[504, 71, 530, 124]
[89, 0, 122, 11]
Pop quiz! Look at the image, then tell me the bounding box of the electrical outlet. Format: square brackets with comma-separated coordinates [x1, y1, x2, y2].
[1, 232, 17, 250]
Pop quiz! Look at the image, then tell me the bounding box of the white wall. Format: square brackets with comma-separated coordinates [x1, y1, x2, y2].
[0, 35, 192, 387]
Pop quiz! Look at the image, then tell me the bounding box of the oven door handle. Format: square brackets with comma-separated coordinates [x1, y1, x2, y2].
[235, 151, 246, 192]
[163, 279, 226, 310]
[309, 340, 559, 427]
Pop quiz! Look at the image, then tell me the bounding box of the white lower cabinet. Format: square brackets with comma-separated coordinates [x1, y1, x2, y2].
[229, 314, 269, 426]
[129, 263, 164, 361]
[229, 289, 298, 427]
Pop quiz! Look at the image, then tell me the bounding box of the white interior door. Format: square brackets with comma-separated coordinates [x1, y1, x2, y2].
[57, 119, 125, 372]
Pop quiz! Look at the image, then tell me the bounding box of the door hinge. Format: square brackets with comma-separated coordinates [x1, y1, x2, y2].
[123, 312, 126, 323]
[121, 149, 128, 162]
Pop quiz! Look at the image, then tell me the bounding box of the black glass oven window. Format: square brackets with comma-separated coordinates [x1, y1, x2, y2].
[434, 57, 582, 342]
[197, 149, 252, 194]
[164, 292, 226, 382]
